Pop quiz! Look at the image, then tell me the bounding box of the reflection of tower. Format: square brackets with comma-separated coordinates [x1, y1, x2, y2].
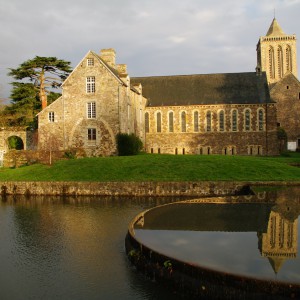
[260, 211, 298, 274]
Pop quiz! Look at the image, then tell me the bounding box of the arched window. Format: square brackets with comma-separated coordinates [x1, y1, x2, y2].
[181, 111, 186, 132]
[145, 112, 149, 133]
[269, 47, 275, 79]
[193, 111, 199, 132]
[258, 109, 264, 131]
[206, 111, 212, 132]
[168, 111, 174, 132]
[231, 109, 238, 131]
[156, 112, 161, 133]
[219, 110, 225, 132]
[277, 46, 283, 78]
[244, 109, 251, 131]
[286, 46, 292, 72]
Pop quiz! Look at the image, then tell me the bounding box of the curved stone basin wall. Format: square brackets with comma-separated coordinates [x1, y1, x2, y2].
[125, 204, 300, 299]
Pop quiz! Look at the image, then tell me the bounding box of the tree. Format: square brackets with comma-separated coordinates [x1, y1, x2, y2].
[4, 56, 72, 128]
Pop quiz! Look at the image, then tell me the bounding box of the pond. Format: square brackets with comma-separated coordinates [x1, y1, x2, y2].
[0, 196, 184, 300]
[130, 187, 300, 298]
[1, 187, 299, 299]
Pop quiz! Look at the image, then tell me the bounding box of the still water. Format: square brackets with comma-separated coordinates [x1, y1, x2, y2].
[134, 188, 300, 285]
[0, 196, 184, 300]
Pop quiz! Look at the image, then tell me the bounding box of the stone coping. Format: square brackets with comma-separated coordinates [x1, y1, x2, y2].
[125, 204, 300, 299]
[0, 180, 300, 197]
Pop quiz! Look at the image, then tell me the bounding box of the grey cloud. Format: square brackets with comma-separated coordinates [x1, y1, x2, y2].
[0, 0, 299, 100]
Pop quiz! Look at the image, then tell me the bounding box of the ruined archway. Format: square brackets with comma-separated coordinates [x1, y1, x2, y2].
[7, 135, 24, 150]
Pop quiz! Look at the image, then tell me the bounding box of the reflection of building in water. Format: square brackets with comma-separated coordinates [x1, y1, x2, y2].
[258, 211, 298, 274]
[135, 191, 300, 275]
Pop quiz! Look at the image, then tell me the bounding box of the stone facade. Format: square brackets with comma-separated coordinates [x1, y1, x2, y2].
[144, 103, 278, 155]
[38, 49, 147, 156]
[36, 18, 299, 157]
[270, 74, 300, 150]
[257, 18, 300, 150]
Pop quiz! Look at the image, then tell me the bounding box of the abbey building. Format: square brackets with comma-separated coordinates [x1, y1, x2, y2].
[37, 18, 300, 156]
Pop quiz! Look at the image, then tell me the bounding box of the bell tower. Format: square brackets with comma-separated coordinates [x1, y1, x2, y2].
[256, 18, 298, 86]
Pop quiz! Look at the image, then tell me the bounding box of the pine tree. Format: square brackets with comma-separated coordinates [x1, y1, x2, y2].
[3, 56, 72, 128]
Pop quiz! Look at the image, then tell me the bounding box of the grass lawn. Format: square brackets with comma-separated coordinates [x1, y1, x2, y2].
[0, 153, 300, 182]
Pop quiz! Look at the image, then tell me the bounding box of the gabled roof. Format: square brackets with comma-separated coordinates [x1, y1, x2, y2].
[62, 50, 126, 87]
[270, 72, 300, 93]
[131, 72, 272, 107]
[266, 18, 285, 36]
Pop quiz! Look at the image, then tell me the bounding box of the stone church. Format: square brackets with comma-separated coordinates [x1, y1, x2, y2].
[37, 18, 300, 156]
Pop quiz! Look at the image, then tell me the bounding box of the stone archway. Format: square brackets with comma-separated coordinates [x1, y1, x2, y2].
[7, 135, 24, 150]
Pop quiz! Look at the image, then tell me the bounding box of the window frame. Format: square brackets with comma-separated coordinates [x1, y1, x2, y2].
[193, 110, 199, 132]
[244, 109, 251, 131]
[86, 76, 95, 93]
[87, 128, 97, 141]
[87, 58, 94, 66]
[168, 111, 174, 133]
[181, 111, 186, 133]
[219, 110, 225, 132]
[156, 111, 162, 133]
[87, 102, 96, 119]
[231, 109, 238, 132]
[48, 111, 55, 122]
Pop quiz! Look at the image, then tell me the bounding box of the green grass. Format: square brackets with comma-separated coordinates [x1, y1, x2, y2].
[1, 153, 300, 182]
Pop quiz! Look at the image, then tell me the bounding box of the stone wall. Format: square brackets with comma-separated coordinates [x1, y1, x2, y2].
[271, 74, 300, 149]
[145, 103, 279, 155]
[38, 50, 147, 157]
[0, 180, 299, 197]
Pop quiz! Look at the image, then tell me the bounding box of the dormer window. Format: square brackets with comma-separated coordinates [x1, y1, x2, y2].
[87, 58, 94, 66]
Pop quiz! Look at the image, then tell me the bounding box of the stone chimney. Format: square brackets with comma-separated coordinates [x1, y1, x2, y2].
[100, 48, 116, 68]
[117, 64, 127, 75]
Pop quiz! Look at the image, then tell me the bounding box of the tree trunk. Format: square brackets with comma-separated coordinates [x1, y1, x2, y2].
[40, 71, 47, 109]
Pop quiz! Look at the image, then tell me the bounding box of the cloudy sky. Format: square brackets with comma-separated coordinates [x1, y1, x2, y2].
[0, 0, 299, 101]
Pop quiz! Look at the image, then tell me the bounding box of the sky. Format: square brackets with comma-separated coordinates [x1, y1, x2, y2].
[0, 0, 299, 102]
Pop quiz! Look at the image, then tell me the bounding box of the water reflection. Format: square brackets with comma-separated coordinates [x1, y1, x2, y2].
[0, 195, 186, 300]
[134, 187, 300, 284]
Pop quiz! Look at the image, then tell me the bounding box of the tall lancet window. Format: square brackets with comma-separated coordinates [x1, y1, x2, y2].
[286, 46, 292, 72]
[145, 112, 149, 133]
[168, 111, 174, 132]
[156, 112, 162, 133]
[269, 47, 275, 79]
[181, 111, 186, 132]
[277, 46, 283, 78]
[206, 111, 212, 132]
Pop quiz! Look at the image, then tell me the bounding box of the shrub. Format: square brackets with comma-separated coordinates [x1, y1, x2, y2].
[116, 133, 143, 156]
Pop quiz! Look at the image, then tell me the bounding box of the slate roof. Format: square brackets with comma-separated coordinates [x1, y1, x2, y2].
[131, 72, 272, 107]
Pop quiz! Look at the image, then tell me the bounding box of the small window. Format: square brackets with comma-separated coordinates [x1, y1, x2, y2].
[86, 76, 95, 93]
[48, 111, 55, 122]
[87, 128, 96, 141]
[87, 58, 94, 66]
[286, 86, 289, 90]
[87, 102, 96, 119]
[298, 92, 300, 100]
